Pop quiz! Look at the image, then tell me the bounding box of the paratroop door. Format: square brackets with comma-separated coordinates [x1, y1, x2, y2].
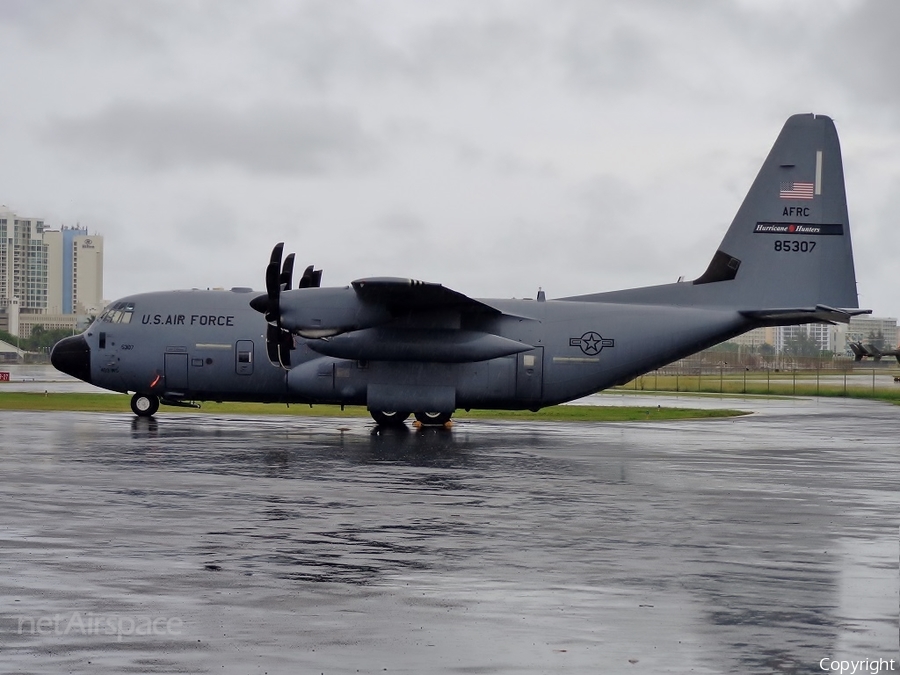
[515, 347, 543, 401]
[164, 352, 189, 390]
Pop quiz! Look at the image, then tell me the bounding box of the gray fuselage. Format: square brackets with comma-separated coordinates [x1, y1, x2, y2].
[75, 287, 750, 411]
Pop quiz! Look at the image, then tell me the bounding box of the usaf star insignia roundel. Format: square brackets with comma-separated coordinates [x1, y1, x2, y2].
[569, 331, 615, 356]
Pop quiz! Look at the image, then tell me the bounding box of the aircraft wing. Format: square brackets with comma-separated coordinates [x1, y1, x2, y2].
[740, 305, 872, 324]
[351, 277, 503, 315]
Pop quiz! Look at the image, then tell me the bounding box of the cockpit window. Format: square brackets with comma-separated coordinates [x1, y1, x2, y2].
[99, 302, 135, 324]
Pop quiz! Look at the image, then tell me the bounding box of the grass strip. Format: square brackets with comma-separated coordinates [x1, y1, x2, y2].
[0, 392, 747, 422]
[614, 374, 900, 405]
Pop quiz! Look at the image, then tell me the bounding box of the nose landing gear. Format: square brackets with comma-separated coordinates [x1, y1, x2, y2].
[130, 393, 160, 417]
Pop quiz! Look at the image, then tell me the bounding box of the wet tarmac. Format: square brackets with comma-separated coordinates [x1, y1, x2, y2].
[0, 397, 898, 674]
[0, 364, 113, 394]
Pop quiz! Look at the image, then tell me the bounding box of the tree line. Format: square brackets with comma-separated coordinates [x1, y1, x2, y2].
[0, 325, 77, 353]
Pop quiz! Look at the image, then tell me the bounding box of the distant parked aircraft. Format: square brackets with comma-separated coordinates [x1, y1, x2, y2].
[848, 341, 900, 364]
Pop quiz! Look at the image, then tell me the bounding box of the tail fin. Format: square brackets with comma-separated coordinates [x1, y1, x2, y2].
[575, 114, 865, 317]
[694, 113, 859, 310]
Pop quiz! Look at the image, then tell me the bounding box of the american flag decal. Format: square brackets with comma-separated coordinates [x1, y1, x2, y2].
[779, 181, 814, 200]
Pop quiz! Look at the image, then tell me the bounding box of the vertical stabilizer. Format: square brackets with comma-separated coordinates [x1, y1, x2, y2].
[694, 113, 859, 310]
[576, 114, 862, 313]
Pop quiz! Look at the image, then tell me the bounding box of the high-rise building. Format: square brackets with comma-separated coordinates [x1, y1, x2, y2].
[0, 206, 104, 337]
[44, 226, 104, 316]
[0, 206, 48, 317]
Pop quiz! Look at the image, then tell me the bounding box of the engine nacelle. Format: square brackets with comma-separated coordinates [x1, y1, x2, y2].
[278, 287, 392, 338]
[307, 327, 532, 363]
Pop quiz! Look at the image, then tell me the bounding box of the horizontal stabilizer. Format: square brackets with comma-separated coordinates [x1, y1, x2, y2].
[740, 305, 871, 325]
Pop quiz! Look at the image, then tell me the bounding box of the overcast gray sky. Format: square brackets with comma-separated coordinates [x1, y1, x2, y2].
[1, 0, 898, 320]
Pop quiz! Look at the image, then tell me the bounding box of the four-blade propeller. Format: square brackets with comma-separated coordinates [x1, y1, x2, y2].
[249, 242, 322, 368]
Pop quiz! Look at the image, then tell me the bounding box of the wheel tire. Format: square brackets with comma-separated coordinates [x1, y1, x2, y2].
[370, 410, 410, 426]
[131, 393, 160, 417]
[414, 411, 452, 426]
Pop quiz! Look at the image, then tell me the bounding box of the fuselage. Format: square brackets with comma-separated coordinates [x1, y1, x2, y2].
[52, 286, 752, 411]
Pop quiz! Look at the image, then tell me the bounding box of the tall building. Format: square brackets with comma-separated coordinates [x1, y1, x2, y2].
[0, 206, 104, 337]
[0, 206, 48, 317]
[44, 226, 104, 315]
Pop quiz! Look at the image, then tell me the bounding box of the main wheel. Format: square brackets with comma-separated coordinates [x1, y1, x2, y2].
[131, 393, 160, 417]
[370, 410, 410, 426]
[414, 411, 452, 426]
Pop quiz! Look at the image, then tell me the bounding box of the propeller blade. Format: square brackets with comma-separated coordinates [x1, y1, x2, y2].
[269, 242, 284, 268]
[278, 330, 294, 369]
[266, 324, 281, 366]
[280, 253, 295, 291]
[298, 265, 314, 289]
[258, 243, 300, 370]
[264, 262, 280, 322]
[265, 242, 284, 318]
[298, 264, 323, 289]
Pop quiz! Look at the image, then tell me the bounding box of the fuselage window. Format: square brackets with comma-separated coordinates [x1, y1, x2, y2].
[237, 351, 252, 364]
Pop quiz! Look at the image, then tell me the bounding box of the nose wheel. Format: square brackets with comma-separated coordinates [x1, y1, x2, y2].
[131, 393, 160, 417]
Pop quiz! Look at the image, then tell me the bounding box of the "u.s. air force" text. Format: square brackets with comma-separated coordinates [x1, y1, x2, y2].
[141, 314, 235, 326]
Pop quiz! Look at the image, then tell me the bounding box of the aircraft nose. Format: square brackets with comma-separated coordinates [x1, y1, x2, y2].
[50, 334, 92, 384]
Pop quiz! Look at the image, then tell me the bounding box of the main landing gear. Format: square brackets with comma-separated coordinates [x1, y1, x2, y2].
[369, 410, 410, 426]
[413, 411, 452, 426]
[131, 393, 160, 417]
[369, 410, 453, 427]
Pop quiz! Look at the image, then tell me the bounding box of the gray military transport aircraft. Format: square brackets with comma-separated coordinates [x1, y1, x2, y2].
[51, 113, 869, 426]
